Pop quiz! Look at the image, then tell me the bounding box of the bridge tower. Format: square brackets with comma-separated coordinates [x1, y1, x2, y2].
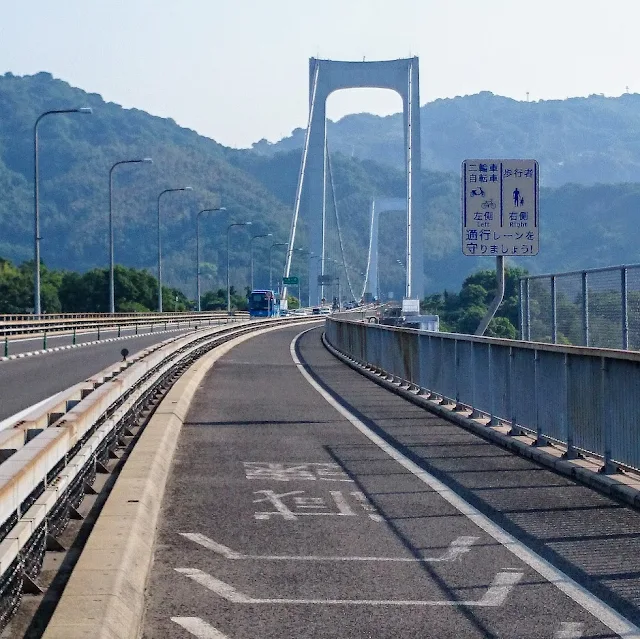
[284, 57, 422, 306]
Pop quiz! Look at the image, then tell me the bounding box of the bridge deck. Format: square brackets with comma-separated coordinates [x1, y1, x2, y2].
[142, 325, 640, 638]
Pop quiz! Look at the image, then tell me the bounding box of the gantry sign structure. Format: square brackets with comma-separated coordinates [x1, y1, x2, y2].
[283, 57, 423, 305]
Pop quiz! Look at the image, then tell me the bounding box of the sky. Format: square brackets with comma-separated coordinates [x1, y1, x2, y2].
[1, 0, 639, 149]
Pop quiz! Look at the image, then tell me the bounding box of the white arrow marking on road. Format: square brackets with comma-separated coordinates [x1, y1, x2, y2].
[179, 532, 478, 562]
[175, 568, 522, 606]
[171, 617, 231, 638]
[556, 622, 584, 638]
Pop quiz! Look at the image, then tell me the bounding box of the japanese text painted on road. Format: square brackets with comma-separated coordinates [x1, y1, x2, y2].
[462, 159, 539, 256]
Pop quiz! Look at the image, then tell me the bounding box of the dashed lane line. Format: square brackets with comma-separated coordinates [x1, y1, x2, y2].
[171, 617, 231, 638]
[556, 622, 585, 638]
[175, 568, 522, 606]
[292, 328, 640, 637]
[178, 531, 478, 562]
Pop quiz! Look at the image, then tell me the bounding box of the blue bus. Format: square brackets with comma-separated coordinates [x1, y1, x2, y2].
[248, 289, 280, 318]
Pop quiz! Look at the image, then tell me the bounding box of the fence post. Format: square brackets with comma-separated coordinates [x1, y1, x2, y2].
[582, 271, 589, 347]
[43, 330, 47, 350]
[488, 343, 498, 426]
[550, 276, 558, 344]
[117, 325, 121, 338]
[72, 327, 76, 345]
[519, 279, 524, 340]
[3, 335, 7, 357]
[507, 346, 520, 435]
[525, 278, 531, 341]
[533, 350, 545, 446]
[600, 357, 616, 474]
[97, 325, 101, 341]
[562, 354, 578, 460]
[454, 339, 463, 410]
[621, 267, 629, 350]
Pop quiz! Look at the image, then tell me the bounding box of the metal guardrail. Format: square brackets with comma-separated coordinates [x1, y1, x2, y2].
[326, 318, 640, 476]
[0, 311, 248, 339]
[0, 315, 313, 630]
[0, 311, 240, 322]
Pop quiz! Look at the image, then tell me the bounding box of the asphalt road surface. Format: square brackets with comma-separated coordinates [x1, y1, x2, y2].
[0, 329, 196, 421]
[142, 325, 640, 638]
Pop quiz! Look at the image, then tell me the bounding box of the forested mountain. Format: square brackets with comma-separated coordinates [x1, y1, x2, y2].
[2, 72, 640, 303]
[0, 71, 292, 297]
[252, 91, 640, 187]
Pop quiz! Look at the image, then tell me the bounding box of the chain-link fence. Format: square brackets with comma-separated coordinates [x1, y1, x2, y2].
[520, 264, 640, 349]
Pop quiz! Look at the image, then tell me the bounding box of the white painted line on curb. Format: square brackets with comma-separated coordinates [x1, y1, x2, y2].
[171, 617, 232, 638]
[175, 567, 522, 606]
[179, 532, 478, 562]
[291, 329, 640, 637]
[0, 390, 66, 431]
[556, 622, 585, 638]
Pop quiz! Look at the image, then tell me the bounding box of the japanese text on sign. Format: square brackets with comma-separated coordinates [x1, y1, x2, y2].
[462, 159, 539, 256]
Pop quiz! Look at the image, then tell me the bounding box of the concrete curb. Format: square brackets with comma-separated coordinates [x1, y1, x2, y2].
[41, 322, 306, 639]
[321, 333, 640, 511]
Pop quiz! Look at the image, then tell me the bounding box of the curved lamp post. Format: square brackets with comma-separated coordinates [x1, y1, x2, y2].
[157, 187, 192, 312]
[109, 158, 153, 313]
[196, 206, 226, 311]
[250, 232, 272, 291]
[227, 222, 252, 314]
[34, 107, 92, 315]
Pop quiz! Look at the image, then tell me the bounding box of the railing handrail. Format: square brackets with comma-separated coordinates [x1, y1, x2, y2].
[326, 317, 640, 476]
[334, 316, 640, 363]
[519, 262, 640, 281]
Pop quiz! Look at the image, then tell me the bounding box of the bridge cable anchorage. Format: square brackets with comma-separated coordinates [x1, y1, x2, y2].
[283, 60, 320, 302]
[326, 143, 359, 303]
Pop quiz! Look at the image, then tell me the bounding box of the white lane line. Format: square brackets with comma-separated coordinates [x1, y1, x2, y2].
[291, 329, 640, 637]
[171, 617, 232, 638]
[175, 567, 522, 606]
[556, 622, 585, 638]
[0, 390, 66, 431]
[179, 531, 478, 562]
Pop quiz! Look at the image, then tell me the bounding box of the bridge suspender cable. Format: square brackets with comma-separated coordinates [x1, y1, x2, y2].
[326, 143, 359, 302]
[282, 61, 320, 302]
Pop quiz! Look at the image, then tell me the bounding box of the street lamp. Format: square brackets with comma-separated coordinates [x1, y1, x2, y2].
[157, 187, 192, 312]
[109, 158, 153, 313]
[227, 222, 252, 314]
[33, 107, 92, 315]
[250, 232, 272, 291]
[269, 242, 288, 293]
[196, 206, 226, 311]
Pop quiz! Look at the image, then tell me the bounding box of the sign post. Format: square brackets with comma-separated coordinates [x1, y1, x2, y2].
[462, 159, 539, 335]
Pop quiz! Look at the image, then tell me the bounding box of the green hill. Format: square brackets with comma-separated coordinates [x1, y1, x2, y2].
[2, 72, 640, 305]
[252, 91, 640, 188]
